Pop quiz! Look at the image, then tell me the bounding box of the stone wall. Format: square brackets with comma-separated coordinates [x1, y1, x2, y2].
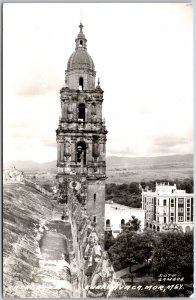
[25, 179, 54, 197]
[3, 183, 72, 298]
[65, 185, 116, 298]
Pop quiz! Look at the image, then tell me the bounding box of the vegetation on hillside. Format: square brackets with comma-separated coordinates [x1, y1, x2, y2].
[106, 178, 193, 208]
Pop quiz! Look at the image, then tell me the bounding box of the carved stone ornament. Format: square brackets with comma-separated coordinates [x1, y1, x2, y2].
[69, 180, 81, 191]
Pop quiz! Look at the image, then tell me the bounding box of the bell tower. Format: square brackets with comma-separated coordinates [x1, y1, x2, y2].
[56, 23, 107, 239]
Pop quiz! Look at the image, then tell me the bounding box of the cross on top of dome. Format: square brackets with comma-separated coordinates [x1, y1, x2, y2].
[79, 22, 84, 32]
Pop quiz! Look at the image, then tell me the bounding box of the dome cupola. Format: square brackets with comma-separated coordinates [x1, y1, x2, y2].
[65, 23, 96, 91]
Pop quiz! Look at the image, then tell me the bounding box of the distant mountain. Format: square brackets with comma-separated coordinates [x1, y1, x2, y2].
[3, 160, 57, 171]
[107, 154, 193, 169]
[3, 154, 193, 172]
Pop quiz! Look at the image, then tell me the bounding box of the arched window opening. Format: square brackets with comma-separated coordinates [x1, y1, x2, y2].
[153, 225, 156, 231]
[78, 103, 85, 122]
[93, 216, 96, 223]
[185, 226, 190, 233]
[79, 77, 84, 90]
[121, 219, 125, 225]
[76, 141, 86, 165]
[146, 222, 148, 228]
[94, 193, 96, 208]
[106, 219, 110, 227]
[80, 40, 83, 46]
[157, 226, 160, 232]
[150, 224, 152, 229]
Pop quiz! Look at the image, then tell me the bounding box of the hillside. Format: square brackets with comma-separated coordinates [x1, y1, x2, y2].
[3, 160, 57, 172]
[107, 154, 193, 168]
[4, 154, 193, 183]
[106, 154, 193, 183]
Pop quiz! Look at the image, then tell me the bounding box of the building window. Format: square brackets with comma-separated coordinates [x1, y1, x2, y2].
[80, 40, 83, 45]
[79, 77, 84, 90]
[106, 219, 110, 227]
[171, 217, 174, 222]
[78, 103, 85, 121]
[171, 203, 174, 207]
[94, 193, 96, 200]
[178, 208, 184, 213]
[163, 199, 167, 206]
[93, 216, 96, 223]
[170, 212, 174, 216]
[178, 216, 183, 222]
[164, 217, 166, 223]
[178, 198, 184, 204]
[157, 199, 159, 205]
[187, 217, 190, 221]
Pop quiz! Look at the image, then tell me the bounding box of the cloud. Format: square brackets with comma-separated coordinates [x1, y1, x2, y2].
[3, 3, 193, 161]
[41, 137, 56, 148]
[13, 69, 62, 98]
[153, 133, 192, 148]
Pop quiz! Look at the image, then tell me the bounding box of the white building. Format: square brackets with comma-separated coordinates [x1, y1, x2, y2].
[105, 201, 145, 237]
[142, 182, 194, 233]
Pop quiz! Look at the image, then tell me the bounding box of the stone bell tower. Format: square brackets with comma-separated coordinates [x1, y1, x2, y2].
[56, 23, 107, 238]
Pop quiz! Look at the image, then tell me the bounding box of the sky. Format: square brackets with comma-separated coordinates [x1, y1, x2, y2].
[3, 3, 193, 162]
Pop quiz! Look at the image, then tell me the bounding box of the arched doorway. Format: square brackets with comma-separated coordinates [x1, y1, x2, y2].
[121, 219, 125, 227]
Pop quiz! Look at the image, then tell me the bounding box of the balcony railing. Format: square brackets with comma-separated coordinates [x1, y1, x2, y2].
[105, 226, 112, 231]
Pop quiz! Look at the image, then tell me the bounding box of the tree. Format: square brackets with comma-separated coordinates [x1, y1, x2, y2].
[108, 231, 155, 271]
[104, 231, 116, 251]
[129, 182, 140, 194]
[124, 216, 141, 232]
[151, 231, 193, 284]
